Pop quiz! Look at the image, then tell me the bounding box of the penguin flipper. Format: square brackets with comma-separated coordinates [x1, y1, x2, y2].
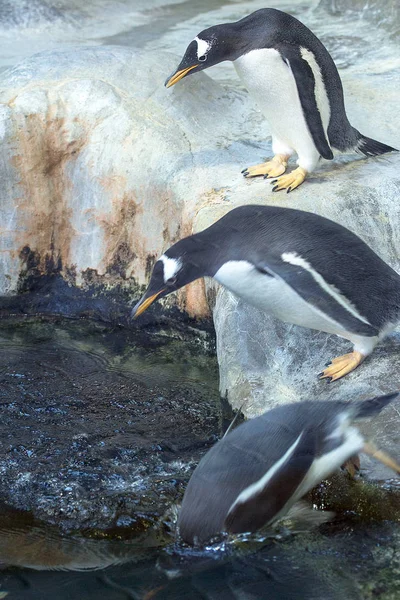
[277, 44, 334, 161]
[255, 258, 378, 337]
[225, 430, 316, 533]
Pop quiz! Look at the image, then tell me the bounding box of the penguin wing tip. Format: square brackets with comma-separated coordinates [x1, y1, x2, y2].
[355, 391, 400, 419]
[383, 390, 400, 402]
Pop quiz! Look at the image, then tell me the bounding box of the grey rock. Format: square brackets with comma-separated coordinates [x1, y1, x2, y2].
[0, 0, 63, 29]
[199, 154, 400, 479]
[0, 44, 266, 318]
[0, 0, 188, 73]
[181, 2, 400, 482]
[318, 0, 400, 38]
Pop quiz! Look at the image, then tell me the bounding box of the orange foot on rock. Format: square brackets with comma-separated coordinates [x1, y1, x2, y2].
[319, 351, 365, 382]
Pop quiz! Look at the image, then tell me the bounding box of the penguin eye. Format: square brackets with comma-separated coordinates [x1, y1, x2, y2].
[198, 55, 207, 62]
[166, 276, 177, 286]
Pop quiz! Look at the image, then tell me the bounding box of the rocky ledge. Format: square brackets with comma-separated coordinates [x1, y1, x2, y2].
[0, 1, 399, 485]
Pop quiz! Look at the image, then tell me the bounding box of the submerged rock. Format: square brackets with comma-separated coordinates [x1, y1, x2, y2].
[0, 318, 221, 532]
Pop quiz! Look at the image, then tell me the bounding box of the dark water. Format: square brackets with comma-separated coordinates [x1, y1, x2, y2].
[0, 508, 399, 599]
[0, 318, 399, 599]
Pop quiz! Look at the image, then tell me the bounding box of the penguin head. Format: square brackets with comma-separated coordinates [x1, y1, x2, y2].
[132, 236, 211, 318]
[165, 10, 285, 88]
[165, 24, 246, 88]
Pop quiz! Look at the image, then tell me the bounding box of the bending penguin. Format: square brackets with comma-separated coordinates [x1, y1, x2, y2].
[132, 205, 400, 382]
[177, 392, 400, 544]
[165, 8, 397, 192]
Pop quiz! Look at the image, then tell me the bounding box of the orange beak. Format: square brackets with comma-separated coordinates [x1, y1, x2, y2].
[165, 65, 198, 88]
[132, 289, 166, 319]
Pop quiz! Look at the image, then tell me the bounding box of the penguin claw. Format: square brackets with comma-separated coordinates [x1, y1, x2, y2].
[268, 167, 307, 192]
[240, 156, 288, 179]
[318, 372, 332, 382]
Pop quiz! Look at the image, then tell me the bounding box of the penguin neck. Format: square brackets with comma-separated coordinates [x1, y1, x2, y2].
[185, 229, 234, 278]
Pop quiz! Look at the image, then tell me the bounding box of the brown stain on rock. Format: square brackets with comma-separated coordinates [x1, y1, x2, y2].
[8, 86, 212, 320]
[176, 192, 219, 319]
[174, 187, 233, 319]
[97, 182, 140, 280]
[95, 177, 211, 317]
[156, 187, 211, 318]
[11, 98, 87, 276]
[184, 279, 211, 319]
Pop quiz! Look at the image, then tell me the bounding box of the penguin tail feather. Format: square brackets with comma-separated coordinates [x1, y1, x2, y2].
[356, 134, 398, 157]
[354, 391, 399, 420]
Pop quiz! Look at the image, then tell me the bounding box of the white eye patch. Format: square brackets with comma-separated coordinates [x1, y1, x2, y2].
[195, 36, 211, 59]
[160, 255, 182, 282]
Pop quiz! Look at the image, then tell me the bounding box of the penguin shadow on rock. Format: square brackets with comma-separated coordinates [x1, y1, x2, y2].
[165, 8, 397, 192]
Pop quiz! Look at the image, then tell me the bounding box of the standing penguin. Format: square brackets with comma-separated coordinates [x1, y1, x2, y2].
[132, 205, 400, 382]
[177, 392, 400, 544]
[165, 8, 397, 192]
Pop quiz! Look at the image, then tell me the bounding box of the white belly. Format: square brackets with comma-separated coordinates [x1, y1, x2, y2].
[277, 425, 364, 523]
[234, 48, 330, 170]
[214, 260, 349, 339]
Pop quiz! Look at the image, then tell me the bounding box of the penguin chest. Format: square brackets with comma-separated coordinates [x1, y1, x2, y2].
[234, 48, 330, 159]
[214, 260, 347, 337]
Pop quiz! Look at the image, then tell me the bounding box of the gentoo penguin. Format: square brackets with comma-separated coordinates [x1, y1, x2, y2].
[132, 205, 400, 382]
[165, 8, 397, 192]
[177, 392, 400, 544]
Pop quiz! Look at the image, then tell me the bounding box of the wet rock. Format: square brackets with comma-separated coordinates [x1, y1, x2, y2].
[0, 318, 221, 532]
[0, 506, 159, 570]
[196, 155, 400, 479]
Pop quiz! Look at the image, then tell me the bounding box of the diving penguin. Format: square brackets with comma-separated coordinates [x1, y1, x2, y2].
[165, 8, 397, 192]
[132, 205, 400, 382]
[177, 392, 400, 544]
